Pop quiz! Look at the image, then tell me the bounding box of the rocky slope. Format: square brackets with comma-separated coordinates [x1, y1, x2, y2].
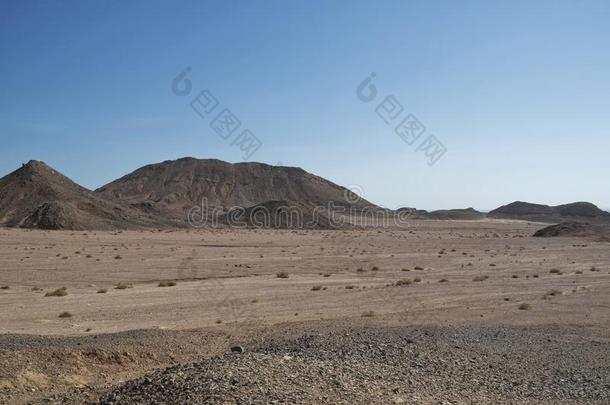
[0, 161, 173, 230]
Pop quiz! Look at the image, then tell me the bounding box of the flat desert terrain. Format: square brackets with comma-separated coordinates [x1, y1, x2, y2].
[1, 220, 609, 404]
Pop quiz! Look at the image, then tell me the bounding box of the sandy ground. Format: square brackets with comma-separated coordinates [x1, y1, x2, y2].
[0, 220, 609, 403]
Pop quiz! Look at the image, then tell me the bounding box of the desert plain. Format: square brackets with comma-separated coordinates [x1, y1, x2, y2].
[1, 219, 609, 404]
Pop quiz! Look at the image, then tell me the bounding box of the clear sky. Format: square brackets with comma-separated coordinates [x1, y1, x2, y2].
[1, 0, 609, 210]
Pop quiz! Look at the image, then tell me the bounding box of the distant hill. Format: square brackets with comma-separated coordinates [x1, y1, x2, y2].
[488, 201, 610, 223]
[95, 157, 377, 224]
[396, 207, 485, 220]
[533, 222, 610, 241]
[0, 161, 174, 230]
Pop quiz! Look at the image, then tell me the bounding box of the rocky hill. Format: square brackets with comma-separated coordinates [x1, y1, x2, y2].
[0, 161, 174, 230]
[533, 222, 610, 241]
[488, 201, 610, 223]
[96, 158, 377, 224]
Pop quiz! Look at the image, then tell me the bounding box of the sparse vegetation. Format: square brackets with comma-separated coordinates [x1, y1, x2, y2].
[395, 279, 412, 286]
[58, 311, 72, 318]
[97, 288, 108, 294]
[45, 287, 68, 297]
[414, 266, 424, 270]
[472, 275, 488, 282]
[371, 266, 379, 271]
[439, 278, 449, 283]
[549, 268, 562, 275]
[311, 285, 322, 291]
[518, 303, 532, 310]
[114, 283, 133, 290]
[0, 285, 9, 290]
[276, 272, 289, 279]
[158, 280, 177, 287]
[361, 310, 376, 318]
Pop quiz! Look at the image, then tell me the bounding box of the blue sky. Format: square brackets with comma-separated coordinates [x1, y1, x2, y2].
[1, 0, 609, 210]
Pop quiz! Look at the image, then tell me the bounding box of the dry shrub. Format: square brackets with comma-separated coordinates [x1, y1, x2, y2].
[45, 287, 68, 297]
[158, 281, 177, 287]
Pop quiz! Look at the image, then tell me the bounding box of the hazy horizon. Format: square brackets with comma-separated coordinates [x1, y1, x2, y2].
[1, 0, 609, 210]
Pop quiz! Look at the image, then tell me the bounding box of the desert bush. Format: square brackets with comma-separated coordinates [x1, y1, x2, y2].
[97, 288, 108, 294]
[438, 278, 449, 283]
[361, 310, 376, 318]
[472, 275, 488, 282]
[371, 266, 379, 271]
[547, 289, 562, 297]
[114, 283, 133, 290]
[413, 277, 421, 283]
[414, 266, 424, 270]
[58, 311, 72, 318]
[549, 268, 562, 275]
[45, 287, 68, 297]
[158, 281, 177, 287]
[518, 303, 531, 310]
[311, 285, 322, 291]
[276, 272, 289, 279]
[0, 286, 9, 290]
[395, 279, 412, 286]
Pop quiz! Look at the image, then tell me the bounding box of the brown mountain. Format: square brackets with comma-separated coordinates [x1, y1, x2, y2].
[488, 201, 610, 223]
[95, 157, 378, 224]
[0, 161, 174, 230]
[533, 222, 610, 241]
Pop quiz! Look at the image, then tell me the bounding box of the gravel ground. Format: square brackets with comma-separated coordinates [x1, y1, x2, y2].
[35, 324, 610, 404]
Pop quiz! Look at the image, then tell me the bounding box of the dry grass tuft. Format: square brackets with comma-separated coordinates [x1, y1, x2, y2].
[45, 287, 68, 297]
